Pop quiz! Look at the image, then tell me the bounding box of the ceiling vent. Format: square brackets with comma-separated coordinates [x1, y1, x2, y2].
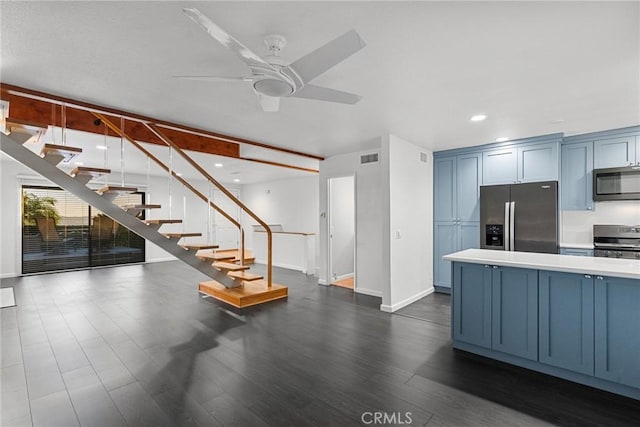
[360, 153, 379, 164]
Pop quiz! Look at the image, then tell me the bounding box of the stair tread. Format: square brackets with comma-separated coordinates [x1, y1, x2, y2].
[196, 252, 234, 261]
[227, 271, 263, 281]
[163, 232, 201, 238]
[42, 143, 83, 154]
[71, 166, 111, 176]
[122, 204, 161, 209]
[41, 143, 82, 162]
[212, 262, 250, 271]
[199, 280, 288, 308]
[181, 243, 219, 250]
[144, 219, 182, 225]
[6, 118, 48, 135]
[98, 186, 138, 194]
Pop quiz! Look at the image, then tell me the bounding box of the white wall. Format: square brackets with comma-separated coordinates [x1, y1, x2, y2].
[562, 201, 640, 246]
[240, 175, 319, 251]
[382, 135, 434, 312]
[329, 175, 355, 280]
[319, 142, 385, 298]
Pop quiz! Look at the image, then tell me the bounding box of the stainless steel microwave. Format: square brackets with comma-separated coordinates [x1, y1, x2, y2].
[593, 166, 640, 201]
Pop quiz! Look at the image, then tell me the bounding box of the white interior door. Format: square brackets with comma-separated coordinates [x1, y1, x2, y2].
[328, 176, 355, 286]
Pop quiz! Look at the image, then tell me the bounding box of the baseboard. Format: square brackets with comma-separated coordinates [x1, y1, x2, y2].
[0, 272, 19, 279]
[355, 287, 382, 298]
[255, 259, 306, 273]
[145, 257, 177, 264]
[380, 287, 434, 313]
[334, 273, 354, 281]
[434, 285, 451, 294]
[318, 279, 328, 286]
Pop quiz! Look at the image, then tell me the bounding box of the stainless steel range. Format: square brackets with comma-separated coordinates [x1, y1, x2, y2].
[593, 225, 640, 259]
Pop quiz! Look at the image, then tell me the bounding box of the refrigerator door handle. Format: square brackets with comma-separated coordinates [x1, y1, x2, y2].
[509, 201, 515, 251]
[504, 202, 510, 251]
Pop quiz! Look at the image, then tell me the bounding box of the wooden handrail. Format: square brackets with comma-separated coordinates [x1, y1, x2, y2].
[93, 112, 242, 234]
[145, 123, 273, 287]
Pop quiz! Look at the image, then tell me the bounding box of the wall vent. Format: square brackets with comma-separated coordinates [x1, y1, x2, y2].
[420, 152, 428, 163]
[360, 153, 379, 164]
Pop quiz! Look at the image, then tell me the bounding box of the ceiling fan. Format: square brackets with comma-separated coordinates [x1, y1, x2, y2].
[175, 8, 366, 112]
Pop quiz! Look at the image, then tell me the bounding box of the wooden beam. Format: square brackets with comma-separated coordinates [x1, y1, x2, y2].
[0, 82, 324, 161]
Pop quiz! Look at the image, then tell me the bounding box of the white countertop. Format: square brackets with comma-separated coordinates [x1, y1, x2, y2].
[559, 243, 594, 250]
[443, 249, 640, 280]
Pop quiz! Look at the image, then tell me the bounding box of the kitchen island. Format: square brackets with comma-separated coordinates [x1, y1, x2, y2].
[443, 248, 640, 400]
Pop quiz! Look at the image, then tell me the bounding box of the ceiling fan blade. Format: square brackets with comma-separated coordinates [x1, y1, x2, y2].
[182, 8, 275, 72]
[172, 75, 252, 82]
[288, 30, 366, 84]
[292, 84, 361, 105]
[256, 93, 280, 112]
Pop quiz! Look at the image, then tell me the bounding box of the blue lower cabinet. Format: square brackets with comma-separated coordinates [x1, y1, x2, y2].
[491, 267, 538, 360]
[539, 271, 594, 375]
[434, 222, 458, 289]
[595, 276, 640, 389]
[453, 262, 492, 348]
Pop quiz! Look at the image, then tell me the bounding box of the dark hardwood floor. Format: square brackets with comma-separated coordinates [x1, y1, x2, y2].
[1, 262, 639, 426]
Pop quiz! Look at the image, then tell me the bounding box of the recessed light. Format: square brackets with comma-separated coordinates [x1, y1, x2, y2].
[214, 163, 223, 168]
[233, 178, 240, 183]
[74, 161, 84, 166]
[470, 114, 487, 122]
[496, 137, 509, 143]
[96, 145, 108, 150]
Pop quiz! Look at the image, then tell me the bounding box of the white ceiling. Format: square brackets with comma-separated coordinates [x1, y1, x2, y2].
[1, 1, 639, 159]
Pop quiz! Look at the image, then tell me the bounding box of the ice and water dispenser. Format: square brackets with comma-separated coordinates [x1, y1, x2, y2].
[485, 224, 504, 247]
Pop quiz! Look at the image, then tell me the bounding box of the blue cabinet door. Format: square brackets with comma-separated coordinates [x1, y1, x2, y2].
[459, 222, 479, 250]
[594, 136, 637, 168]
[491, 266, 538, 360]
[561, 142, 594, 211]
[517, 142, 559, 183]
[453, 262, 492, 348]
[539, 271, 594, 375]
[595, 276, 640, 389]
[483, 148, 517, 185]
[434, 222, 458, 289]
[434, 156, 457, 221]
[457, 153, 483, 222]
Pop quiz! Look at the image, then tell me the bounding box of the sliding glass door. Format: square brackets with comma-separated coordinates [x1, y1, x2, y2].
[22, 186, 145, 274]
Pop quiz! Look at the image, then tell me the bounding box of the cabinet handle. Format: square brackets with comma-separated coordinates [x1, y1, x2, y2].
[584, 274, 591, 279]
[596, 276, 604, 280]
[587, 206, 592, 210]
[484, 265, 490, 268]
[492, 265, 499, 269]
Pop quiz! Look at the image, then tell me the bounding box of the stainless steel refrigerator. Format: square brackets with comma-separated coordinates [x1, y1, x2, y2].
[480, 181, 558, 254]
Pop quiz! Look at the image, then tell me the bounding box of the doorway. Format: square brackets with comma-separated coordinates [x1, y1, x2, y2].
[328, 175, 355, 290]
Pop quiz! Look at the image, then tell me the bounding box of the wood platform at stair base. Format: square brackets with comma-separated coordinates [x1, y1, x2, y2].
[199, 280, 287, 308]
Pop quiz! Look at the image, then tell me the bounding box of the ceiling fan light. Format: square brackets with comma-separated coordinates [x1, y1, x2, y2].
[253, 79, 293, 97]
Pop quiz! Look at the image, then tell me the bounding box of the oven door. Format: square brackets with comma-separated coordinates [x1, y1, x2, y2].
[593, 166, 640, 201]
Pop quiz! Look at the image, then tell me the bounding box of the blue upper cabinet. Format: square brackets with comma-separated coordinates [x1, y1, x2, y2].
[483, 148, 517, 185]
[517, 142, 559, 183]
[457, 152, 482, 222]
[594, 136, 638, 168]
[561, 141, 594, 210]
[483, 141, 559, 185]
[434, 156, 457, 221]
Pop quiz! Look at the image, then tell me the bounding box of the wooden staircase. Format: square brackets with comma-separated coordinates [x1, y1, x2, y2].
[1, 119, 287, 308]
